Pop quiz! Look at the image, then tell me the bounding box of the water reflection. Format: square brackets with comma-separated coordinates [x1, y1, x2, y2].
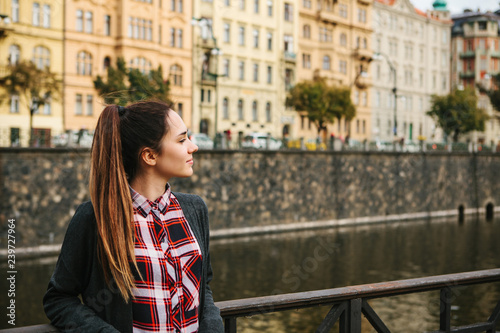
[1, 215, 499, 331]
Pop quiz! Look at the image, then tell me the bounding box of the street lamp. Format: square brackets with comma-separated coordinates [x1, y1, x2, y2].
[372, 52, 398, 141]
[191, 17, 223, 147]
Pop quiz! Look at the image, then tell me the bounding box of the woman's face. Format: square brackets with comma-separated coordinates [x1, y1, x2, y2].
[153, 111, 198, 181]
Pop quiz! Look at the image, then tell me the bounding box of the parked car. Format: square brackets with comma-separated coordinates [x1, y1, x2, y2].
[52, 129, 93, 148]
[305, 139, 327, 151]
[242, 133, 282, 150]
[189, 133, 214, 150]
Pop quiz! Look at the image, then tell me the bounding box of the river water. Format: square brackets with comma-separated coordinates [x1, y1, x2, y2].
[1, 215, 500, 331]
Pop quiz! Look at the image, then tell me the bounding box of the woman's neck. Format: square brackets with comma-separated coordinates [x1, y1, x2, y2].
[129, 173, 168, 202]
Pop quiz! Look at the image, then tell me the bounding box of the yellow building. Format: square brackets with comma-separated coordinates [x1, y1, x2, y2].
[0, 0, 64, 147]
[191, 0, 298, 144]
[64, 0, 193, 132]
[296, 0, 374, 143]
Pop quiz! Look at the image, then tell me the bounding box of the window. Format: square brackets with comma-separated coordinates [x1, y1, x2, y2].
[129, 17, 153, 40]
[9, 45, 20, 65]
[177, 103, 183, 119]
[223, 98, 229, 119]
[239, 26, 245, 45]
[358, 8, 366, 23]
[253, 63, 259, 82]
[42, 4, 51, 28]
[302, 53, 311, 69]
[75, 94, 83, 115]
[303, 25, 311, 39]
[238, 61, 245, 80]
[340, 33, 347, 46]
[238, 99, 244, 120]
[12, 0, 19, 23]
[339, 60, 347, 74]
[130, 57, 152, 74]
[267, 0, 273, 16]
[225, 0, 230, 6]
[33, 46, 50, 69]
[33, 3, 40, 26]
[171, 0, 176, 11]
[170, 64, 183, 86]
[339, 3, 347, 18]
[10, 128, 20, 146]
[252, 101, 258, 121]
[354, 90, 359, 105]
[303, 0, 311, 8]
[239, 0, 245, 10]
[375, 91, 380, 107]
[103, 56, 111, 70]
[77, 51, 92, 75]
[319, 27, 332, 43]
[86, 95, 93, 116]
[223, 59, 230, 77]
[323, 55, 330, 70]
[170, 28, 175, 46]
[362, 91, 367, 106]
[254, 0, 259, 13]
[284, 34, 293, 52]
[267, 65, 272, 83]
[104, 15, 111, 36]
[284, 3, 293, 22]
[478, 21, 487, 30]
[267, 32, 273, 50]
[200, 89, 205, 102]
[224, 23, 230, 43]
[253, 29, 259, 48]
[177, 29, 183, 48]
[85, 11, 93, 33]
[10, 95, 20, 113]
[285, 68, 293, 90]
[266, 102, 271, 122]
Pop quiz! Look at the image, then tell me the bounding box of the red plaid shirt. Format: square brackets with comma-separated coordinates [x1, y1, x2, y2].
[130, 185, 202, 333]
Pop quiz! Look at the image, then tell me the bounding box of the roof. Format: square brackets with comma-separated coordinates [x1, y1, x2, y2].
[374, 0, 450, 23]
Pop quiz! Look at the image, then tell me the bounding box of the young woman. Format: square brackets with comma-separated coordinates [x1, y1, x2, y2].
[43, 100, 224, 333]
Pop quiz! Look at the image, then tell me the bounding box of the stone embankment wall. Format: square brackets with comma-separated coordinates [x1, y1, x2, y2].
[1, 148, 499, 247]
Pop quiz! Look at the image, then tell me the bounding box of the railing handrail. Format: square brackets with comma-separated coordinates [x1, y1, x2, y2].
[217, 268, 500, 317]
[1, 269, 499, 332]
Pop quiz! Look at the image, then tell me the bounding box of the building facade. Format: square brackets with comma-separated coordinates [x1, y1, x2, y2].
[0, 0, 64, 147]
[64, 0, 193, 133]
[371, 0, 451, 144]
[191, 0, 296, 145]
[294, 0, 374, 143]
[451, 10, 500, 145]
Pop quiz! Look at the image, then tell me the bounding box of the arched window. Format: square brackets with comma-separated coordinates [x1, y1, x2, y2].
[33, 46, 50, 69]
[130, 57, 152, 74]
[252, 100, 258, 121]
[76, 51, 92, 75]
[323, 55, 330, 70]
[9, 45, 21, 65]
[223, 97, 229, 119]
[303, 24, 311, 39]
[340, 33, 347, 47]
[238, 99, 244, 120]
[170, 64, 183, 86]
[265, 102, 271, 122]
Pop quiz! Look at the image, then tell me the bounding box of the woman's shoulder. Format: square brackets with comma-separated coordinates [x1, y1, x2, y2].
[66, 201, 97, 233]
[173, 192, 207, 208]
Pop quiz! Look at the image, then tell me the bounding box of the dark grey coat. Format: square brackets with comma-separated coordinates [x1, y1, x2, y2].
[43, 193, 224, 333]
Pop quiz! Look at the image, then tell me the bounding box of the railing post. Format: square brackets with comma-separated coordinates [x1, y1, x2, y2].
[440, 287, 452, 332]
[350, 298, 362, 333]
[224, 317, 237, 333]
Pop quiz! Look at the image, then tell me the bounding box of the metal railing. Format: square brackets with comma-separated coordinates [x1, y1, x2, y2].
[1, 269, 499, 333]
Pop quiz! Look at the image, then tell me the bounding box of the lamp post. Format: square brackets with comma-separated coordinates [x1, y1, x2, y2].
[191, 17, 223, 148]
[373, 52, 397, 142]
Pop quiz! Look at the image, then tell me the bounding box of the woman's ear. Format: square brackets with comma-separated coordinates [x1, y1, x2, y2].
[140, 148, 157, 166]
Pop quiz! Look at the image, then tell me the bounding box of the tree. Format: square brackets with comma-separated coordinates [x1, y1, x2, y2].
[286, 78, 356, 135]
[427, 87, 489, 142]
[485, 73, 500, 114]
[94, 57, 172, 105]
[0, 60, 61, 146]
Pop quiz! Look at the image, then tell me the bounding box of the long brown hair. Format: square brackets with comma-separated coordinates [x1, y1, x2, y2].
[89, 100, 172, 302]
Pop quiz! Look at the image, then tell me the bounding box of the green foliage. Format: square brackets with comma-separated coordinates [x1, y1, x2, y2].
[0, 60, 61, 113]
[427, 87, 489, 142]
[486, 73, 500, 113]
[286, 78, 356, 134]
[93, 57, 171, 105]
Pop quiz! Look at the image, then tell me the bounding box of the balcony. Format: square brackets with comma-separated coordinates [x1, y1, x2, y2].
[352, 48, 372, 62]
[459, 71, 475, 79]
[0, 14, 14, 38]
[284, 51, 296, 63]
[459, 51, 476, 58]
[316, 10, 337, 24]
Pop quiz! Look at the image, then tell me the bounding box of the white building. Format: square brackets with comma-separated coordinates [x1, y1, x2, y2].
[371, 0, 452, 143]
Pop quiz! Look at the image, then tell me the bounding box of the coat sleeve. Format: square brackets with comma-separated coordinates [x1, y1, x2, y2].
[43, 202, 120, 333]
[176, 193, 224, 332]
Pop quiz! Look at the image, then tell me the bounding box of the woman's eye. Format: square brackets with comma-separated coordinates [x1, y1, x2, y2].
[180, 139, 186, 143]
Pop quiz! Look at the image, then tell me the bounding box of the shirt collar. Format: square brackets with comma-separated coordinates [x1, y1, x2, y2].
[130, 183, 171, 217]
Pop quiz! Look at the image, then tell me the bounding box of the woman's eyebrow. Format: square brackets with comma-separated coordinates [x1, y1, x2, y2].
[177, 130, 188, 137]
